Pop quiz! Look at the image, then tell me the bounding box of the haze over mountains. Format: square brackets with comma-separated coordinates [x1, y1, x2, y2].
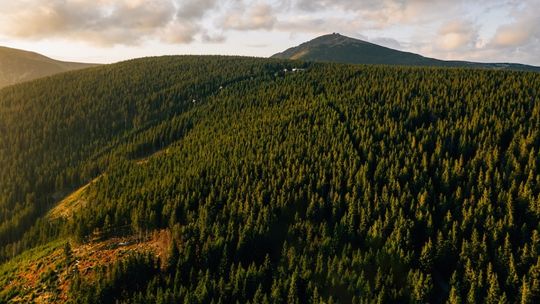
[272, 33, 540, 72]
[0, 46, 98, 88]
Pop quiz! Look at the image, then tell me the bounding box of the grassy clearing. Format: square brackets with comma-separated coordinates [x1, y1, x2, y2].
[47, 177, 100, 220]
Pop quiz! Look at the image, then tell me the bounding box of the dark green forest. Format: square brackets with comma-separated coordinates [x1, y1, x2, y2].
[0, 56, 539, 303]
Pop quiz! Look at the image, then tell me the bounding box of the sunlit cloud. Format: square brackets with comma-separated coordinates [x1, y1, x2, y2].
[222, 3, 276, 31]
[0, 0, 538, 65]
[0, 0, 218, 45]
[435, 20, 478, 51]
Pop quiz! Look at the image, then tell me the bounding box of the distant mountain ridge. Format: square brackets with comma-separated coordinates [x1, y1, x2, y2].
[272, 33, 540, 72]
[0, 46, 98, 88]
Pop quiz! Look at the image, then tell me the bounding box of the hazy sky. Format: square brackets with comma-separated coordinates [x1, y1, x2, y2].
[0, 0, 539, 65]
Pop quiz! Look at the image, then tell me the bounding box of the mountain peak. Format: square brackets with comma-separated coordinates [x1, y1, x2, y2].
[271, 33, 540, 72]
[271, 33, 424, 64]
[316, 32, 357, 41]
[292, 33, 372, 49]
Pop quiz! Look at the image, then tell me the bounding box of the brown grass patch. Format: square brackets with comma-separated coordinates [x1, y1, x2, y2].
[2, 230, 171, 303]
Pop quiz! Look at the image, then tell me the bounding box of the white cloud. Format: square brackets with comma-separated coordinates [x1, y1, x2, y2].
[177, 0, 218, 20]
[370, 37, 402, 50]
[435, 20, 478, 51]
[489, 3, 539, 49]
[0, 0, 538, 65]
[222, 3, 276, 30]
[0, 0, 219, 45]
[201, 31, 226, 43]
[293, 0, 463, 28]
[492, 27, 530, 47]
[159, 22, 199, 44]
[390, 0, 540, 65]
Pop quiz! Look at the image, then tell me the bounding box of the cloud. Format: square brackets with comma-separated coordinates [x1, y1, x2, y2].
[489, 4, 539, 49]
[0, 0, 219, 46]
[477, 0, 540, 64]
[201, 31, 226, 43]
[177, 0, 218, 20]
[370, 37, 402, 50]
[222, 3, 276, 31]
[435, 20, 478, 51]
[275, 17, 361, 35]
[492, 27, 530, 47]
[384, 0, 540, 65]
[293, 0, 463, 29]
[159, 22, 199, 44]
[0, 0, 538, 65]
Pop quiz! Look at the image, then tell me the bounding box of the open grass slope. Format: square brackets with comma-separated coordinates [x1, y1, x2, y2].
[0, 46, 98, 88]
[47, 178, 100, 220]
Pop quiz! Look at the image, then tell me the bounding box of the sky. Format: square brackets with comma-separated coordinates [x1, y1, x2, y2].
[0, 0, 539, 65]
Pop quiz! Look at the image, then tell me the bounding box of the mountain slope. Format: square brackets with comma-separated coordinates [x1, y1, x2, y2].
[0, 46, 98, 88]
[1, 56, 540, 303]
[272, 33, 540, 72]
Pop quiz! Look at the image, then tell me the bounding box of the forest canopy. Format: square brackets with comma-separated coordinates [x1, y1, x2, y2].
[0, 56, 539, 303]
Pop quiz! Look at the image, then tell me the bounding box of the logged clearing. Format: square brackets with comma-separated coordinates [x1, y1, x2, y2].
[0, 230, 171, 303]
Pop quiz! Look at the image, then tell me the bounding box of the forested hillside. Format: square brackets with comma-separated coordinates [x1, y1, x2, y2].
[1, 56, 539, 303]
